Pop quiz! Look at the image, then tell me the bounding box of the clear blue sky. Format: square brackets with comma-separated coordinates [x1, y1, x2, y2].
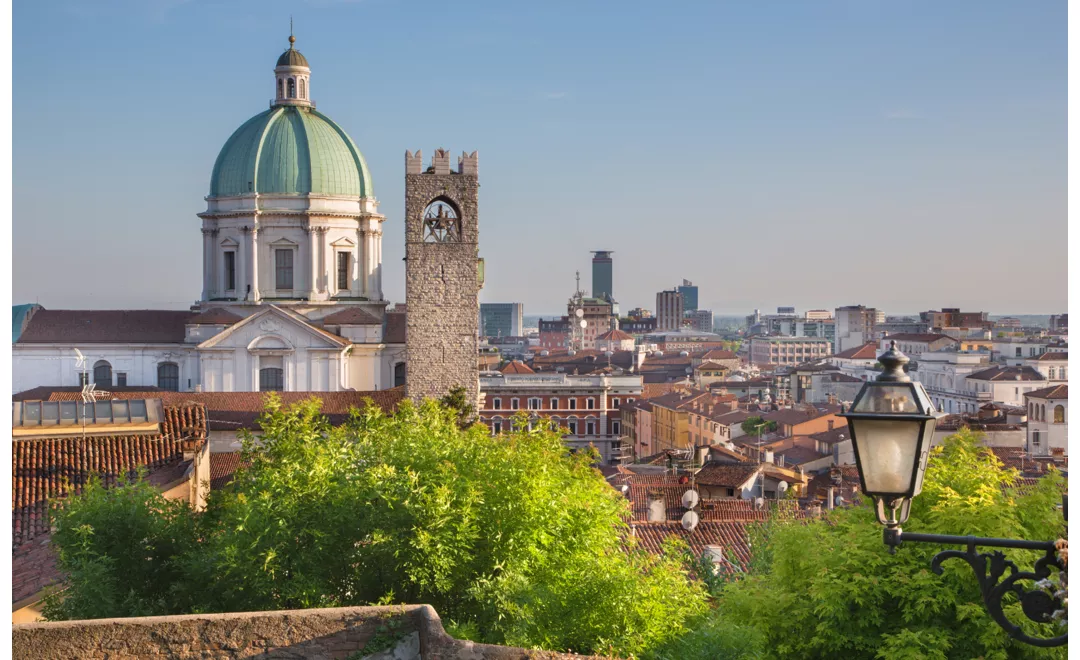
[13, 0, 1066, 316]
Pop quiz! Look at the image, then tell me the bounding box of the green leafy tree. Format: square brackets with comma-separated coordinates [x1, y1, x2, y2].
[740, 417, 777, 436]
[46, 395, 707, 658]
[439, 385, 475, 428]
[673, 428, 1067, 660]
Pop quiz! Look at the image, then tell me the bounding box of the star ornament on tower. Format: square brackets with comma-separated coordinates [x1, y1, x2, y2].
[840, 341, 1068, 648]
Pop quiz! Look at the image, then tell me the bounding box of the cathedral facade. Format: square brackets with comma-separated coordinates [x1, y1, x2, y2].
[13, 36, 409, 395]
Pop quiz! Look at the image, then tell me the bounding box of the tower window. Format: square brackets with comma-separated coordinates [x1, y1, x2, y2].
[158, 362, 180, 391]
[224, 251, 236, 291]
[277, 79, 283, 99]
[287, 78, 296, 98]
[337, 252, 350, 291]
[299, 78, 306, 99]
[275, 249, 294, 290]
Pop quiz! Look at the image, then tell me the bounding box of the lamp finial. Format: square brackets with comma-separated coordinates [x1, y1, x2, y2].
[877, 340, 911, 383]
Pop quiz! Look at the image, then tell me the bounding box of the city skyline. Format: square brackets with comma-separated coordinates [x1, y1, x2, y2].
[13, 1, 1065, 314]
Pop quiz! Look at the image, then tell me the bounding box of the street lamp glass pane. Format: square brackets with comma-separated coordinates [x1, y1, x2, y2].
[851, 418, 921, 496]
[853, 384, 918, 414]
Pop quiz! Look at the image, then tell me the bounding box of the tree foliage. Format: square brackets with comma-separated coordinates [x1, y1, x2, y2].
[740, 416, 777, 436]
[45, 396, 707, 658]
[664, 428, 1068, 660]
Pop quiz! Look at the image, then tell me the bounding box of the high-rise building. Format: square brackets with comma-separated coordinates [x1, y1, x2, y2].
[687, 309, 713, 333]
[677, 279, 699, 312]
[591, 251, 614, 301]
[656, 290, 684, 331]
[776, 306, 796, 316]
[480, 303, 524, 338]
[835, 305, 879, 354]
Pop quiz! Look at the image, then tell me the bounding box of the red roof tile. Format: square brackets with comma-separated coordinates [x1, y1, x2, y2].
[832, 343, 879, 360]
[694, 463, 761, 488]
[597, 328, 634, 341]
[701, 350, 737, 360]
[1024, 384, 1068, 400]
[18, 310, 194, 344]
[209, 451, 248, 491]
[187, 308, 243, 325]
[968, 366, 1046, 382]
[321, 308, 382, 325]
[499, 360, 535, 374]
[384, 312, 406, 344]
[628, 521, 755, 571]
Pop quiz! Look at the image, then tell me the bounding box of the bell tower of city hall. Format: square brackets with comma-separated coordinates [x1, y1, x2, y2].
[403, 149, 482, 406]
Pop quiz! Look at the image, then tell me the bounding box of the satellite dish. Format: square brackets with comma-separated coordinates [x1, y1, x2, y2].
[681, 510, 700, 531]
[605, 351, 614, 357]
[777, 481, 789, 493]
[579, 319, 588, 328]
[681, 489, 700, 509]
[754, 497, 765, 510]
[567, 350, 576, 356]
[620, 484, 630, 494]
[540, 350, 550, 356]
[575, 308, 584, 318]
[834, 496, 845, 507]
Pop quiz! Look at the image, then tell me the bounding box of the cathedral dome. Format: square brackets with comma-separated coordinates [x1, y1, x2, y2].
[209, 105, 373, 198]
[276, 44, 309, 68]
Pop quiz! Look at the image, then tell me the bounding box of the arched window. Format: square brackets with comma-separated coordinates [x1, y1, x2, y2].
[277, 78, 283, 99]
[157, 363, 180, 391]
[260, 367, 284, 392]
[93, 360, 112, 388]
[1054, 405, 1064, 424]
[287, 78, 296, 98]
[1041, 404, 1046, 421]
[394, 362, 406, 388]
[299, 78, 306, 99]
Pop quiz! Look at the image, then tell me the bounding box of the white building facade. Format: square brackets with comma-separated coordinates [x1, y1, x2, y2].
[1025, 385, 1068, 457]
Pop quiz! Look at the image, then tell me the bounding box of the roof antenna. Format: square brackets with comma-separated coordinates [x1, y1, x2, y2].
[289, 16, 295, 46]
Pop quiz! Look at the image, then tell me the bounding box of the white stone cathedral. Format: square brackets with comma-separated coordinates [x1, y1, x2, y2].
[13, 35, 406, 395]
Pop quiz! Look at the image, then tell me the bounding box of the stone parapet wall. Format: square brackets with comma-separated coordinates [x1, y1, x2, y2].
[13, 604, 600, 660]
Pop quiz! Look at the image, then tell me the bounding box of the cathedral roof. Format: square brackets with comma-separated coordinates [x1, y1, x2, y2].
[17, 310, 194, 344]
[209, 105, 372, 198]
[321, 308, 381, 325]
[276, 43, 309, 68]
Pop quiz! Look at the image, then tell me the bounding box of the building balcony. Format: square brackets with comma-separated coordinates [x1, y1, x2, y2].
[923, 385, 991, 401]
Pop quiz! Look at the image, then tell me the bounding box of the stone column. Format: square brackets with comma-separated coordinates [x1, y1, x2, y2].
[238, 227, 249, 301]
[201, 229, 212, 301]
[249, 226, 260, 302]
[318, 227, 329, 297]
[354, 226, 365, 298]
[207, 229, 219, 300]
[373, 228, 383, 301]
[306, 224, 319, 301]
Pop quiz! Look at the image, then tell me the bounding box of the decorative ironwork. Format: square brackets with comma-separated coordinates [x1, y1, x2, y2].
[423, 201, 461, 243]
[886, 531, 1068, 647]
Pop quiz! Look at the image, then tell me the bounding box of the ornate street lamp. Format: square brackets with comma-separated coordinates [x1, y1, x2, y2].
[840, 341, 1068, 648]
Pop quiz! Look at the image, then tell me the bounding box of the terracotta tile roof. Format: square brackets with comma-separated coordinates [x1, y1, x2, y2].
[832, 343, 879, 360]
[642, 383, 677, 399]
[705, 444, 751, 463]
[187, 308, 243, 325]
[967, 366, 1046, 382]
[13, 434, 195, 549]
[647, 389, 711, 411]
[384, 311, 406, 344]
[18, 310, 194, 344]
[989, 447, 1068, 477]
[209, 451, 248, 491]
[1024, 384, 1068, 400]
[597, 328, 634, 341]
[499, 360, 535, 374]
[628, 521, 755, 571]
[808, 426, 849, 445]
[321, 308, 382, 325]
[22, 389, 405, 432]
[694, 463, 761, 488]
[695, 361, 730, 371]
[777, 445, 827, 466]
[11, 404, 209, 605]
[763, 407, 834, 427]
[701, 349, 737, 360]
[1035, 352, 1069, 361]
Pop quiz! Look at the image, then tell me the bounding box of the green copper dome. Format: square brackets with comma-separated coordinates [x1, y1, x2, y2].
[209, 106, 373, 198]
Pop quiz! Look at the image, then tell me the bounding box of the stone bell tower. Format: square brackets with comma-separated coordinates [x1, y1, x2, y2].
[404, 149, 482, 406]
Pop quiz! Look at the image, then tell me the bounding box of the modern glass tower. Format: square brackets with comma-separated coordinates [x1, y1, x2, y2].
[591, 251, 614, 301]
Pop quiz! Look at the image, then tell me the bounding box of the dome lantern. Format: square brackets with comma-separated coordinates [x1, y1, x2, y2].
[273, 26, 312, 108]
